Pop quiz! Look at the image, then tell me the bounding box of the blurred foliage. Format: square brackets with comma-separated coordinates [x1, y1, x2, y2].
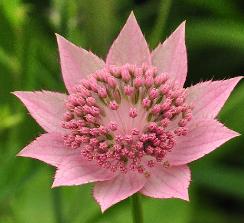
[0, 0, 244, 222]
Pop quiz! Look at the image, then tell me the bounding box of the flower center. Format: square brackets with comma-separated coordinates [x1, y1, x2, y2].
[62, 64, 192, 175]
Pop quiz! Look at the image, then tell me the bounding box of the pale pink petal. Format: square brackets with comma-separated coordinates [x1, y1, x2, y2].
[151, 22, 187, 87]
[166, 119, 240, 166]
[52, 156, 115, 188]
[186, 77, 243, 119]
[18, 133, 79, 167]
[140, 165, 190, 200]
[56, 34, 105, 93]
[93, 172, 146, 212]
[13, 91, 66, 133]
[106, 12, 151, 66]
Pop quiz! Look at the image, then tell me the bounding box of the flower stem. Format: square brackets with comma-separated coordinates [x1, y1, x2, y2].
[52, 189, 65, 223]
[131, 193, 143, 223]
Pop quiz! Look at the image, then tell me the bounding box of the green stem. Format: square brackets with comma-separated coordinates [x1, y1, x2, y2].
[131, 193, 143, 223]
[52, 189, 65, 223]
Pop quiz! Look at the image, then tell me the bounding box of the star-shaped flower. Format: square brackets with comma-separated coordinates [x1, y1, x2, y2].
[14, 12, 242, 212]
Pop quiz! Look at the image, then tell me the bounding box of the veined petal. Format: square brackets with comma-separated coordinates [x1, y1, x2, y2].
[56, 34, 105, 93]
[13, 91, 66, 133]
[140, 165, 190, 200]
[93, 172, 146, 212]
[186, 77, 243, 119]
[152, 22, 187, 87]
[52, 156, 115, 188]
[166, 119, 240, 166]
[106, 12, 151, 66]
[18, 133, 79, 167]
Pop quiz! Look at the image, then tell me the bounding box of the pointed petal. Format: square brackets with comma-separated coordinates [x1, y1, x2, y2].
[166, 119, 240, 166]
[186, 77, 243, 119]
[18, 133, 79, 167]
[152, 22, 187, 87]
[140, 165, 190, 200]
[93, 172, 146, 212]
[56, 34, 105, 93]
[13, 91, 66, 133]
[106, 12, 151, 66]
[52, 156, 115, 188]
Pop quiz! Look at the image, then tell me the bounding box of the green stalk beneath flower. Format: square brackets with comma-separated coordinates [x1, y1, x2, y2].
[52, 189, 65, 223]
[131, 193, 143, 223]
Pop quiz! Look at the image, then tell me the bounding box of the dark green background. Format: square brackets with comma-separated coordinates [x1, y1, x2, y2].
[0, 0, 244, 222]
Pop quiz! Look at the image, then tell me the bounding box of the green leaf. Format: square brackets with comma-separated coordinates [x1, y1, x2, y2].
[188, 19, 244, 50]
[143, 198, 191, 223]
[0, 47, 19, 74]
[80, 0, 117, 56]
[1, 0, 29, 28]
[184, 0, 241, 17]
[149, 0, 172, 48]
[218, 82, 244, 133]
[192, 161, 244, 198]
[0, 105, 23, 130]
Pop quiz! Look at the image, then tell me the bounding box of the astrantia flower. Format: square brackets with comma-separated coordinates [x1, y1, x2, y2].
[14, 12, 242, 212]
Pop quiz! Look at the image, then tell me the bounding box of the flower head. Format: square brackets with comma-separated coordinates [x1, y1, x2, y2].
[14, 12, 242, 212]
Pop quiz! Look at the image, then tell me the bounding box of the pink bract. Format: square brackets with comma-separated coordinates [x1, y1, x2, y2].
[14, 12, 242, 212]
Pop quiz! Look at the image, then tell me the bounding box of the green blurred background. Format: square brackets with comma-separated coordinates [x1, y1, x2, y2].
[0, 0, 244, 222]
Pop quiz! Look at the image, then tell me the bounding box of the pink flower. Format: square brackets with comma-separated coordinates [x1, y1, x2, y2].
[14, 12, 242, 212]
